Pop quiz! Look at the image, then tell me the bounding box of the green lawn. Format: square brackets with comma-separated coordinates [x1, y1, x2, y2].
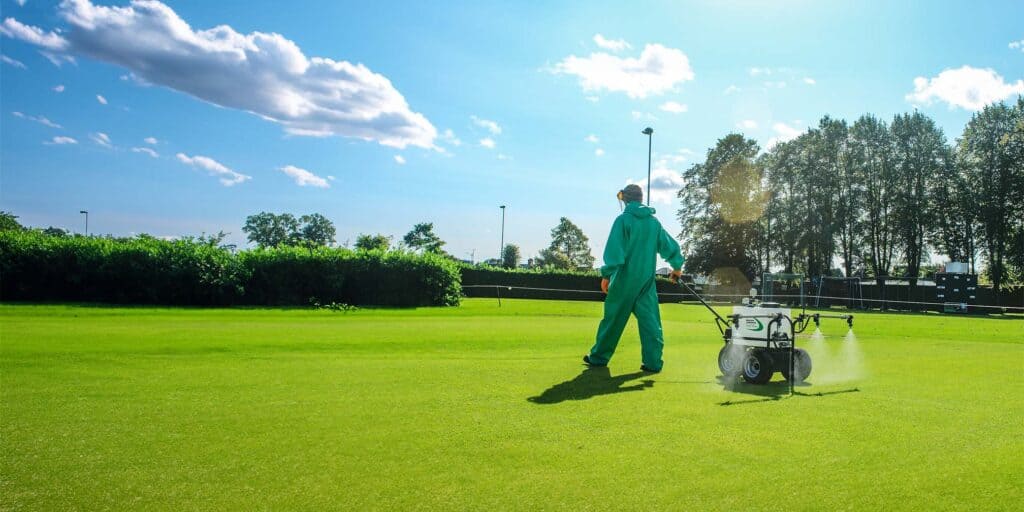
[2, 299, 1022, 510]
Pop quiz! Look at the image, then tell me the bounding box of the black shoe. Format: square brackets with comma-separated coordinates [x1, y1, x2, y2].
[583, 355, 606, 367]
[640, 365, 661, 374]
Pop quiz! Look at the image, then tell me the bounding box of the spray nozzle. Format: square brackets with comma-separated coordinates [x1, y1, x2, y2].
[846, 316, 854, 329]
[813, 313, 820, 327]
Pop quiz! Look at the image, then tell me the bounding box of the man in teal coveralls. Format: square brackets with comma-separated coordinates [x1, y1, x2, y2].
[583, 184, 685, 373]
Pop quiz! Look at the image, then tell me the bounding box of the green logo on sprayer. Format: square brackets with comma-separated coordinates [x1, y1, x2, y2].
[746, 318, 764, 331]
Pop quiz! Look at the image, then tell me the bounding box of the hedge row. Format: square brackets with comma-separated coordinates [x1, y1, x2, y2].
[460, 265, 686, 302]
[0, 231, 461, 307]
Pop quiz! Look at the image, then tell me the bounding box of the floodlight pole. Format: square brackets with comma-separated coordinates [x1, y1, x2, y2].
[499, 205, 506, 264]
[642, 127, 653, 205]
[80, 210, 89, 236]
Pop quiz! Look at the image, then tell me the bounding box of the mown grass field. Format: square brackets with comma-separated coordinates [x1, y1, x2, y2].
[2, 299, 1022, 510]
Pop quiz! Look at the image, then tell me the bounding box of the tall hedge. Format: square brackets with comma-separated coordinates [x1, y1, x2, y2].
[0, 231, 460, 307]
[239, 246, 461, 307]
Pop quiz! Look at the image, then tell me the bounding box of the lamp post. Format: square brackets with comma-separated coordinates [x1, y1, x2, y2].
[499, 205, 506, 264]
[642, 127, 653, 206]
[79, 210, 89, 236]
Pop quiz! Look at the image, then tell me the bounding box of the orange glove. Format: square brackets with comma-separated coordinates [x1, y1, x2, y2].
[669, 269, 683, 282]
[601, 278, 610, 294]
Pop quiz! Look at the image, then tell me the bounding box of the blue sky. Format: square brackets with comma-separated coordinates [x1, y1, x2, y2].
[2, 0, 1022, 265]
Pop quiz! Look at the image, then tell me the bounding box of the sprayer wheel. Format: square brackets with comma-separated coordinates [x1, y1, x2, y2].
[781, 348, 813, 383]
[718, 344, 743, 377]
[741, 349, 774, 384]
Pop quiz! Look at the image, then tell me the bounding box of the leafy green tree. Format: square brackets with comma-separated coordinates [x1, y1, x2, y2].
[849, 115, 897, 277]
[42, 226, 68, 237]
[501, 243, 521, 269]
[298, 214, 336, 247]
[403, 222, 445, 253]
[678, 134, 763, 279]
[891, 111, 948, 287]
[354, 234, 391, 251]
[243, 212, 299, 248]
[0, 211, 23, 232]
[534, 247, 573, 269]
[957, 100, 1023, 293]
[539, 217, 595, 269]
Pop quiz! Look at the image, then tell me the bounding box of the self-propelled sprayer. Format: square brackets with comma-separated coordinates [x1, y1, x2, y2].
[676, 278, 853, 390]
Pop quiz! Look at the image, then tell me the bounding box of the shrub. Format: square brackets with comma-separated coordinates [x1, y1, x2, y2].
[0, 231, 460, 307]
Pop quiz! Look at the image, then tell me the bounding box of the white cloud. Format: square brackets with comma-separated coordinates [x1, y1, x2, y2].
[0, 1, 436, 149]
[279, 164, 329, 188]
[497, 153, 510, 160]
[131, 146, 158, 158]
[394, 155, 406, 165]
[1, 54, 26, 69]
[736, 119, 758, 130]
[96, 94, 107, 105]
[585, 134, 599, 143]
[666, 148, 693, 164]
[40, 51, 74, 67]
[749, 67, 771, 76]
[144, 136, 158, 145]
[16, 0, 28, 7]
[53, 84, 65, 92]
[631, 110, 656, 121]
[470, 115, 502, 135]
[593, 34, 631, 52]
[176, 153, 250, 186]
[659, 101, 687, 113]
[766, 122, 802, 149]
[440, 129, 461, 146]
[552, 43, 695, 99]
[12, 111, 62, 128]
[627, 166, 685, 204]
[90, 132, 111, 147]
[327, 175, 336, 181]
[585, 95, 599, 103]
[906, 65, 1024, 111]
[803, 77, 816, 85]
[47, 136, 78, 145]
[479, 137, 495, 149]
[723, 85, 740, 95]
[1009, 39, 1023, 52]
[0, 17, 68, 50]
[595, 148, 605, 157]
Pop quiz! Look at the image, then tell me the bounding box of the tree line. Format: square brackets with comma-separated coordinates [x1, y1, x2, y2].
[677, 98, 1024, 294]
[243, 212, 597, 271]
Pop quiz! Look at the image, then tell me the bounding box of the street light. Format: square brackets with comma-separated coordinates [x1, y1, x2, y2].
[642, 127, 653, 206]
[79, 210, 89, 236]
[499, 205, 506, 264]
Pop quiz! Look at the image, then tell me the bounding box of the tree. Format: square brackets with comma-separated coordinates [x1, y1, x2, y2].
[957, 100, 1023, 294]
[501, 244, 521, 269]
[403, 222, 445, 253]
[42, 226, 68, 237]
[891, 112, 947, 288]
[355, 234, 391, 251]
[0, 211, 23, 232]
[243, 212, 299, 248]
[534, 247, 573, 269]
[849, 115, 897, 277]
[537, 217, 594, 270]
[298, 214, 336, 248]
[242, 212, 335, 249]
[678, 134, 763, 279]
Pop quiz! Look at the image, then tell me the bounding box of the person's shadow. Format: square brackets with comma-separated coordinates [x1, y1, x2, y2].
[527, 367, 653, 405]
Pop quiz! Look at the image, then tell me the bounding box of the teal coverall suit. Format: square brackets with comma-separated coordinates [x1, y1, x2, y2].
[587, 201, 685, 371]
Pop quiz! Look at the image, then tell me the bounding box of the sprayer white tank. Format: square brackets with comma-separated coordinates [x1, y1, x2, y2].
[730, 303, 793, 347]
